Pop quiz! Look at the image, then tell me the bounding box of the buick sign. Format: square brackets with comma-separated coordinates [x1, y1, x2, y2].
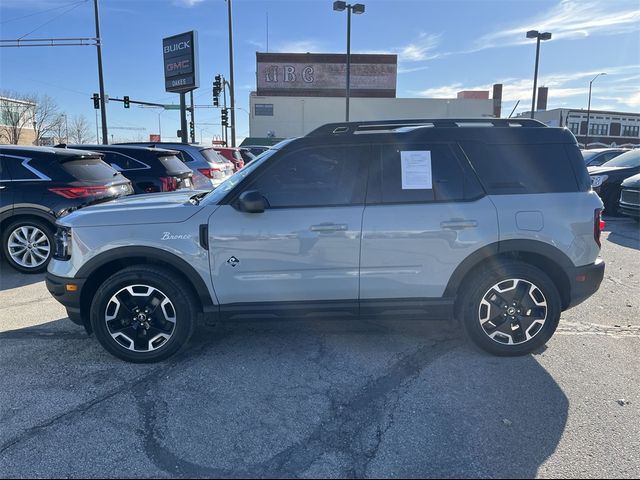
[163, 31, 199, 93]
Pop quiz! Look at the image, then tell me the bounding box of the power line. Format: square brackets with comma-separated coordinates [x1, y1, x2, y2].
[0, 0, 86, 25]
[17, 0, 88, 40]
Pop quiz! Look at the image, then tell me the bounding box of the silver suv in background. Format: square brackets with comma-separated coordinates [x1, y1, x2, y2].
[120, 142, 234, 188]
[47, 119, 605, 363]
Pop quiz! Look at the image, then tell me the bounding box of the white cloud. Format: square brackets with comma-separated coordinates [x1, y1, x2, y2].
[172, 0, 205, 7]
[471, 0, 640, 52]
[274, 40, 323, 53]
[397, 33, 442, 62]
[411, 65, 640, 112]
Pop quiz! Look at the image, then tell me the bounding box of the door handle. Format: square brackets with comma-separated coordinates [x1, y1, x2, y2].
[310, 223, 348, 232]
[440, 220, 478, 230]
[0, 186, 6, 190]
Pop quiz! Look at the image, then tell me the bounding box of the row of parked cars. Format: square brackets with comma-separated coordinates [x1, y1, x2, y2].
[582, 148, 640, 220]
[0, 142, 269, 273]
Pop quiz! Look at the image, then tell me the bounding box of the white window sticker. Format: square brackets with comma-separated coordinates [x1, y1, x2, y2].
[400, 150, 432, 189]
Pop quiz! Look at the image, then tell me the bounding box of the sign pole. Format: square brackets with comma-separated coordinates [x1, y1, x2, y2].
[93, 0, 108, 144]
[180, 93, 188, 143]
[189, 90, 196, 143]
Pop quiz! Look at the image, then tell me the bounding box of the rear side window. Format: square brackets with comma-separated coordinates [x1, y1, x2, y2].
[200, 148, 227, 164]
[247, 145, 368, 208]
[102, 152, 149, 171]
[460, 142, 579, 194]
[372, 144, 467, 204]
[60, 158, 119, 182]
[158, 155, 191, 174]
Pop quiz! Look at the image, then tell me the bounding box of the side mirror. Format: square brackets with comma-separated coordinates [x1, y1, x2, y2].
[237, 190, 267, 213]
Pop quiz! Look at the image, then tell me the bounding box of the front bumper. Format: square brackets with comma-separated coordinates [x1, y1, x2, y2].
[566, 258, 605, 309]
[45, 272, 86, 321]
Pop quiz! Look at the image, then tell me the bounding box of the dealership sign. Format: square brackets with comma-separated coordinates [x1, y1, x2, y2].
[163, 31, 199, 93]
[256, 53, 397, 98]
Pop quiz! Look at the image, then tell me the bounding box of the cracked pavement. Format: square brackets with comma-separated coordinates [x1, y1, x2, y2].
[0, 218, 638, 478]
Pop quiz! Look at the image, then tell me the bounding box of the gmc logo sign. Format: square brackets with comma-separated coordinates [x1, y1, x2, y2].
[167, 60, 190, 71]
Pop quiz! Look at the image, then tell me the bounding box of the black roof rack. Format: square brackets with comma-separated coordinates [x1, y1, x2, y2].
[306, 118, 546, 136]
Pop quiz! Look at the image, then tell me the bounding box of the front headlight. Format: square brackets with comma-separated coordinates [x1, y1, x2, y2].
[590, 175, 608, 188]
[53, 226, 72, 260]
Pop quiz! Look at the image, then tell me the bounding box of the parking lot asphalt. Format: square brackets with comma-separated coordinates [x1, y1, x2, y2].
[0, 218, 638, 478]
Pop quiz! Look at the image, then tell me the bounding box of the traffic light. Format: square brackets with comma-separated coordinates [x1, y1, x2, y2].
[189, 121, 195, 139]
[213, 75, 222, 95]
[221, 108, 228, 126]
[92, 93, 100, 109]
[123, 96, 130, 108]
[213, 96, 219, 107]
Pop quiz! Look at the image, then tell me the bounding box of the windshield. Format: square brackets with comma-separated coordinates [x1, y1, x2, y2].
[202, 139, 294, 205]
[600, 150, 640, 168]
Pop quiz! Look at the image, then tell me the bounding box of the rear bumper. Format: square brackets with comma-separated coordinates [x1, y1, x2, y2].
[566, 258, 605, 309]
[45, 272, 86, 319]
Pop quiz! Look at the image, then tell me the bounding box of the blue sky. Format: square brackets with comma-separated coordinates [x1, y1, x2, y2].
[1, 0, 639, 143]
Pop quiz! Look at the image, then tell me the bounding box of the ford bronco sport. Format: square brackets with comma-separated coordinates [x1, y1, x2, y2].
[46, 118, 605, 362]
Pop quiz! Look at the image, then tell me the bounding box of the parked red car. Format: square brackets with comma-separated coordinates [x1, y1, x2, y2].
[214, 147, 244, 172]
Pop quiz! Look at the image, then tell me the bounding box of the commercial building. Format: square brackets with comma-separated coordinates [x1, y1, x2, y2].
[518, 107, 640, 148]
[0, 96, 36, 145]
[248, 53, 502, 139]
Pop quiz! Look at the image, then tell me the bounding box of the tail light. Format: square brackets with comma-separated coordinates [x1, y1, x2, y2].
[197, 167, 221, 179]
[49, 186, 111, 199]
[160, 176, 178, 192]
[594, 208, 605, 247]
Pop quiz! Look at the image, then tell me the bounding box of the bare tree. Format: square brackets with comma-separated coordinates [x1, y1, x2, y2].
[33, 95, 60, 145]
[0, 91, 36, 145]
[51, 114, 68, 144]
[68, 114, 93, 144]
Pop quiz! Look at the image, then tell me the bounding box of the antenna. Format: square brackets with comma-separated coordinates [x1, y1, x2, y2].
[508, 100, 521, 118]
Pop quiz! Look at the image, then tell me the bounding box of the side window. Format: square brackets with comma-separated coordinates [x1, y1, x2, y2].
[377, 144, 465, 203]
[103, 152, 148, 171]
[8, 156, 45, 181]
[0, 156, 9, 181]
[461, 142, 579, 194]
[176, 151, 195, 163]
[601, 152, 619, 163]
[247, 145, 368, 208]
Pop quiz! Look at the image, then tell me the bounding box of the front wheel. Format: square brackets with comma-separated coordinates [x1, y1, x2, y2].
[2, 218, 54, 273]
[458, 260, 561, 356]
[90, 265, 197, 363]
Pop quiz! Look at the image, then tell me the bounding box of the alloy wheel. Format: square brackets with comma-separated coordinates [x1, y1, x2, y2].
[105, 284, 177, 352]
[478, 278, 548, 345]
[7, 226, 51, 269]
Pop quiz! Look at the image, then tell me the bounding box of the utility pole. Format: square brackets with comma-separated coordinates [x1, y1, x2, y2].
[227, 0, 236, 147]
[179, 93, 188, 143]
[93, 0, 108, 144]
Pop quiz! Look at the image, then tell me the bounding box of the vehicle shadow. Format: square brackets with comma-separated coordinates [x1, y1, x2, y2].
[0, 257, 46, 290]
[605, 217, 640, 251]
[0, 316, 569, 478]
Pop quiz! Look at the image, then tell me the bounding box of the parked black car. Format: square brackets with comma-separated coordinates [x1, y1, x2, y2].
[63, 145, 194, 194]
[581, 148, 627, 167]
[0, 145, 132, 273]
[588, 150, 640, 215]
[619, 173, 640, 221]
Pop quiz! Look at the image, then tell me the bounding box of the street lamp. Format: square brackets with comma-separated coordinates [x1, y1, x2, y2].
[526, 30, 552, 119]
[333, 1, 366, 122]
[584, 72, 607, 149]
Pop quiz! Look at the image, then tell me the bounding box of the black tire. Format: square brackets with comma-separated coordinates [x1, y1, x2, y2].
[1, 218, 54, 274]
[90, 265, 197, 363]
[457, 260, 561, 356]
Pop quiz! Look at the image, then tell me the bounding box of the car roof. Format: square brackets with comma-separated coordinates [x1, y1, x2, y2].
[65, 144, 180, 155]
[582, 148, 626, 153]
[0, 144, 104, 159]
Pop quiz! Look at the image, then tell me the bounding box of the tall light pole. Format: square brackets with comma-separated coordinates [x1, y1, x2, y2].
[585, 72, 607, 149]
[226, 0, 237, 147]
[93, 0, 108, 144]
[526, 30, 551, 119]
[333, 1, 365, 122]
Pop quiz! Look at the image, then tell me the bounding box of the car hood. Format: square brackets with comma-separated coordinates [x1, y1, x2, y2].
[588, 165, 634, 175]
[58, 190, 206, 227]
[622, 173, 640, 188]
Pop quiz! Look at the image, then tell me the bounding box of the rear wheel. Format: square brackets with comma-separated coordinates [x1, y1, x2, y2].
[90, 265, 197, 363]
[458, 260, 561, 356]
[2, 218, 54, 273]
